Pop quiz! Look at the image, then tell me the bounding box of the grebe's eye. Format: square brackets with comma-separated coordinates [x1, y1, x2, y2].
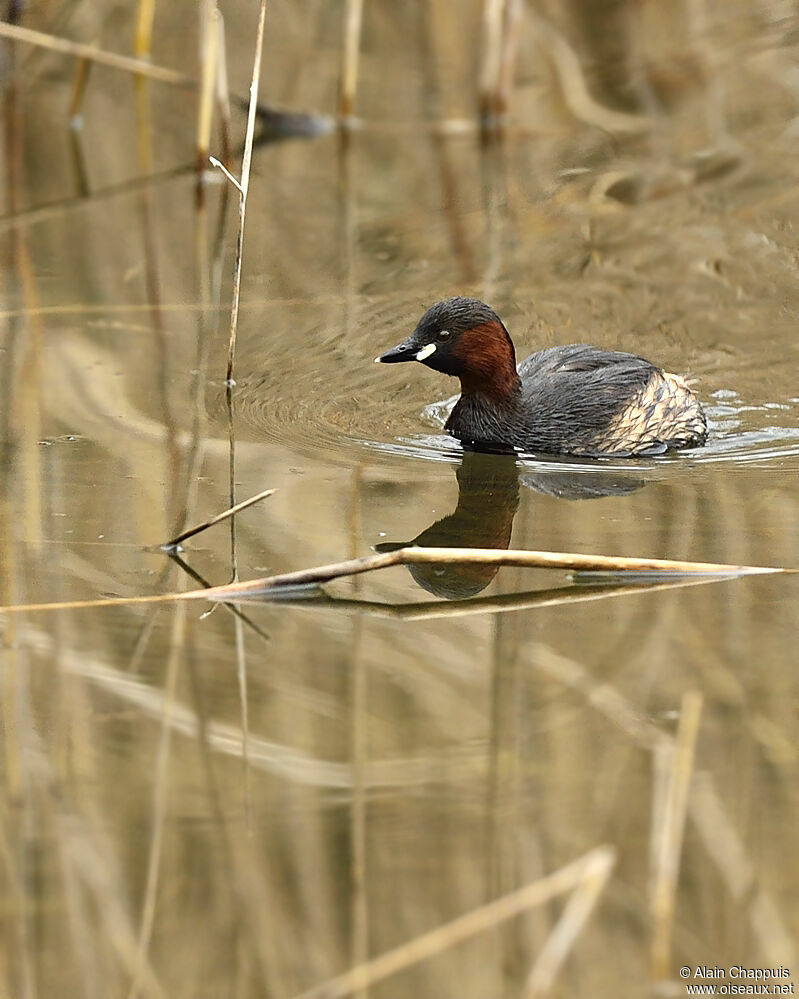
[436, 329, 452, 342]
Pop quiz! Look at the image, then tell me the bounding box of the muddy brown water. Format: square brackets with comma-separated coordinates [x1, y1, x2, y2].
[1, 3, 798, 997]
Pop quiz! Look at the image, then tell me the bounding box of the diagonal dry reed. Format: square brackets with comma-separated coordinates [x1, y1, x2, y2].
[292, 846, 616, 999]
[160, 487, 275, 550]
[524, 846, 616, 997]
[0, 21, 190, 85]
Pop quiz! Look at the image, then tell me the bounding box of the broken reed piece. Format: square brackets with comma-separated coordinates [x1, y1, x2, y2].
[160, 488, 275, 551]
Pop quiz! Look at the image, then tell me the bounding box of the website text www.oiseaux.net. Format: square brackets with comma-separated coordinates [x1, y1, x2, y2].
[681, 966, 794, 996]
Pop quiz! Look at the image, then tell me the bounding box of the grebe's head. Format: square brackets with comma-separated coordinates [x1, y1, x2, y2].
[376, 297, 518, 395]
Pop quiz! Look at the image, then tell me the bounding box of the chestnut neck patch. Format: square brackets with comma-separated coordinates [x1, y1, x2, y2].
[451, 321, 520, 401]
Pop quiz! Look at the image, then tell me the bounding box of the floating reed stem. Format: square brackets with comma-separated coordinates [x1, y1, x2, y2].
[0, 548, 787, 617]
[202, 546, 783, 601]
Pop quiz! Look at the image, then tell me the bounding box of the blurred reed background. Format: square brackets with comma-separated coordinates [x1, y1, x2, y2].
[1, 1, 799, 997]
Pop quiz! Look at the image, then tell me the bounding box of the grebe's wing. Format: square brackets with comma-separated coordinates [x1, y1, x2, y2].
[517, 344, 653, 379]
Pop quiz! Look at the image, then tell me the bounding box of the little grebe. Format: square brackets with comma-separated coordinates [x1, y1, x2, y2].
[376, 297, 707, 457]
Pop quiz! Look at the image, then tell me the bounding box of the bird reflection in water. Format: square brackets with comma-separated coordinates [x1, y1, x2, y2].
[376, 451, 646, 599]
[376, 452, 521, 599]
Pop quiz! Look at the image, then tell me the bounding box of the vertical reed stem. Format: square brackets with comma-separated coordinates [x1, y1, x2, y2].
[197, 0, 220, 197]
[480, 0, 504, 120]
[225, 0, 267, 385]
[340, 0, 364, 118]
[650, 690, 703, 980]
[496, 0, 522, 117]
[68, 54, 92, 124]
[215, 12, 232, 168]
[134, 0, 156, 58]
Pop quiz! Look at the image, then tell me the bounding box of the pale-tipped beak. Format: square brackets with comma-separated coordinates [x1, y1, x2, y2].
[376, 340, 436, 364]
[376, 340, 416, 363]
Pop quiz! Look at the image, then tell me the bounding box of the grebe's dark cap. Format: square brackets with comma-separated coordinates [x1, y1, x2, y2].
[414, 297, 504, 337]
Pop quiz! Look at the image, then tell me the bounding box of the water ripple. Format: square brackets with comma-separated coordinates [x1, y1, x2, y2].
[231, 352, 799, 471]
